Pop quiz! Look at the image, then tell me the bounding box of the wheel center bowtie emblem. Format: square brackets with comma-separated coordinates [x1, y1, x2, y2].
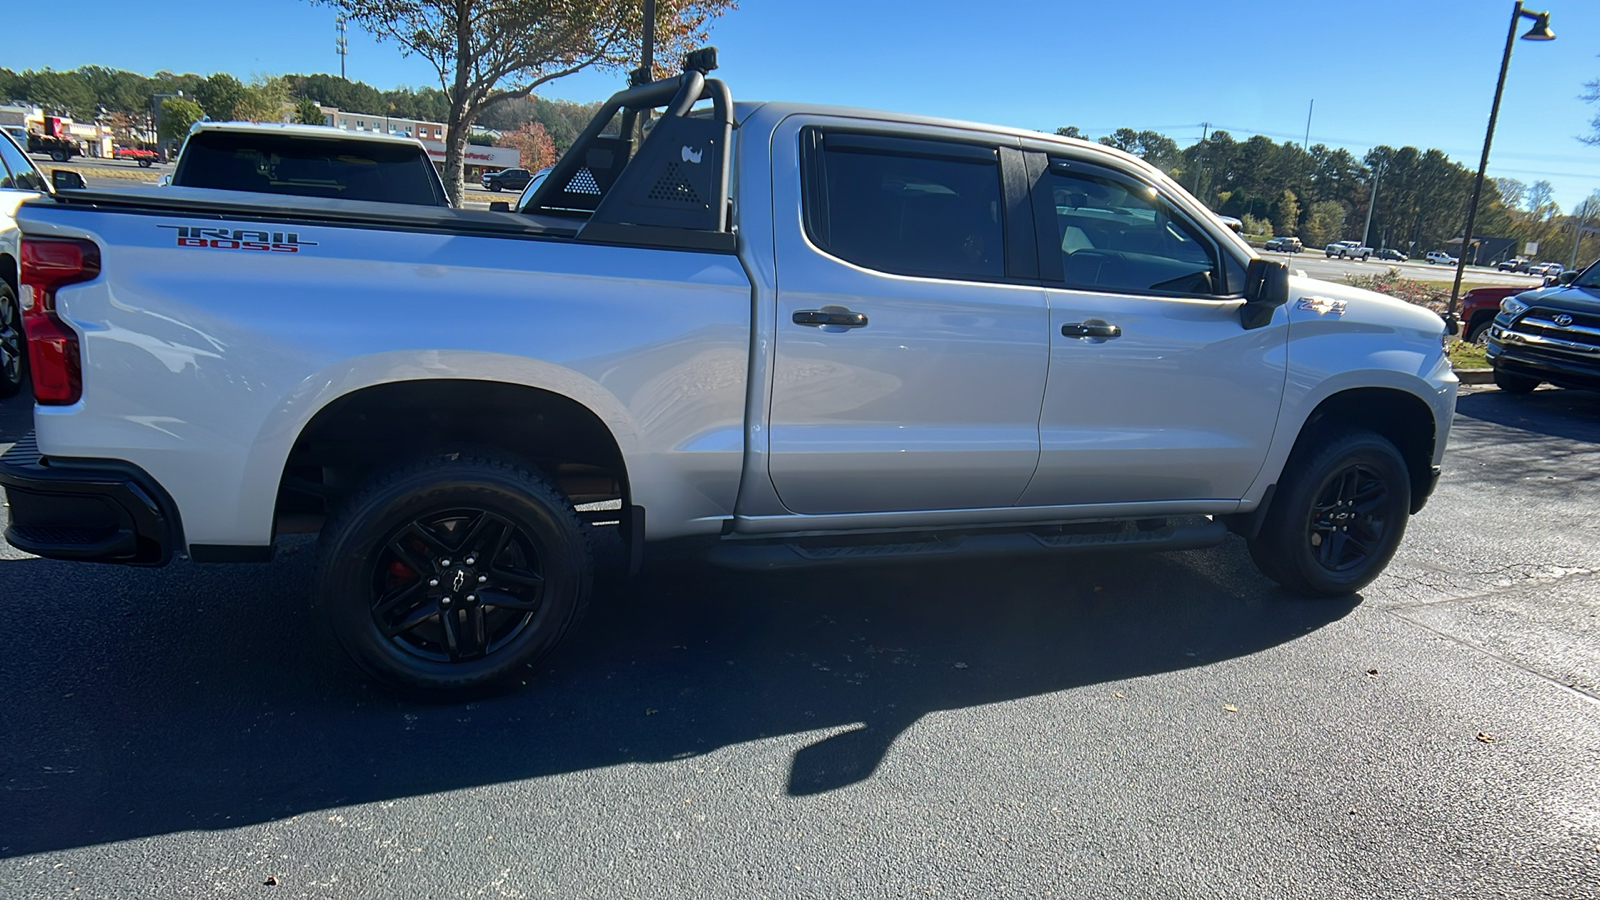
[453, 570, 466, 592]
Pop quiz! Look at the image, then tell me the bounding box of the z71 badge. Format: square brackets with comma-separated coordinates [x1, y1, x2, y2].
[158, 225, 317, 253]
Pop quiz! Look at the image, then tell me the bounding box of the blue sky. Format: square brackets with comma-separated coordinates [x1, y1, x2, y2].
[9, 0, 1599, 208]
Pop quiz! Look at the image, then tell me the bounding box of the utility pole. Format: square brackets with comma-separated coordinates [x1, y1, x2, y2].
[1192, 122, 1210, 198]
[1571, 197, 1595, 270]
[1303, 99, 1314, 151]
[336, 15, 349, 81]
[1361, 162, 1384, 250]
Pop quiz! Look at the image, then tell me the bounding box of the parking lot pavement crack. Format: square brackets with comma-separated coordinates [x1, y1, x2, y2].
[1377, 603, 1600, 706]
[1380, 565, 1600, 610]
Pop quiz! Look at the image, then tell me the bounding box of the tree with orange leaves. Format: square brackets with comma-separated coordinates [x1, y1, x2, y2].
[312, 0, 734, 207]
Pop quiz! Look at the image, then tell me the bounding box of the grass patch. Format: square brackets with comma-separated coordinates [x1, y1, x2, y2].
[1416, 279, 1533, 294]
[1448, 340, 1488, 370]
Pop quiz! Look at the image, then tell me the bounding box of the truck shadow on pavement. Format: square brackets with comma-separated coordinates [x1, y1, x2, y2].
[0, 537, 1356, 857]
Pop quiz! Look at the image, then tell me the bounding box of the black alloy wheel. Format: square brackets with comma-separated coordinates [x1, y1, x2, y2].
[1306, 465, 1390, 574]
[371, 508, 548, 663]
[1248, 430, 1411, 596]
[317, 453, 592, 696]
[0, 282, 26, 399]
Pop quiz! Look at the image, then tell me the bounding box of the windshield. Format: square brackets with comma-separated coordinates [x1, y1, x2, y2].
[175, 131, 446, 206]
[1573, 261, 1600, 289]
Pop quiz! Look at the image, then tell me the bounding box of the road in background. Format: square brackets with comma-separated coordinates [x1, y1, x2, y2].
[1265, 250, 1553, 288]
[0, 383, 1596, 897]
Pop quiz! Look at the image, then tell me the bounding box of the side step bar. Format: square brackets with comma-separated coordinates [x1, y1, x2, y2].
[706, 517, 1228, 571]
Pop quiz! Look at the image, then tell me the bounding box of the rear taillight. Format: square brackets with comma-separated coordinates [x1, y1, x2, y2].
[19, 237, 99, 405]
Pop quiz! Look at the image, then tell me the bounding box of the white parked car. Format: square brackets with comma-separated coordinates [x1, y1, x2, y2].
[1425, 251, 1458, 266]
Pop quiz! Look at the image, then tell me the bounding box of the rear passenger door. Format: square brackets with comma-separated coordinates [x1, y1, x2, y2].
[766, 125, 1049, 515]
[1018, 153, 1287, 507]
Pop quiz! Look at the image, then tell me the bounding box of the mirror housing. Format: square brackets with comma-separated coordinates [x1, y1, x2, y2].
[157, 174, 172, 186]
[489, 201, 511, 212]
[51, 169, 86, 191]
[1240, 257, 1290, 329]
[1558, 270, 1578, 285]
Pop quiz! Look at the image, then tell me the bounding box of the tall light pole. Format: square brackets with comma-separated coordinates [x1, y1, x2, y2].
[1446, 2, 1555, 331]
[336, 14, 349, 81]
[1361, 161, 1384, 251]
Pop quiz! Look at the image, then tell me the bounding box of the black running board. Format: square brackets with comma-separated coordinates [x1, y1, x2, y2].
[706, 517, 1228, 571]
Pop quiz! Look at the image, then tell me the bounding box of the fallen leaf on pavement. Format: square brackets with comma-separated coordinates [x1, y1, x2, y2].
[1476, 732, 1494, 743]
[1366, 669, 1379, 676]
[1223, 704, 1238, 713]
[1112, 691, 1126, 699]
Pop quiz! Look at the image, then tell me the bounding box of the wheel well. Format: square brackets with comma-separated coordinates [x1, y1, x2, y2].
[276, 379, 629, 531]
[1, 253, 16, 292]
[1465, 308, 1494, 336]
[1290, 388, 1436, 512]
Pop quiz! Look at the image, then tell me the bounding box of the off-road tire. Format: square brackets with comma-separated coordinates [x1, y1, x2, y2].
[1248, 430, 1411, 597]
[1492, 366, 1539, 394]
[315, 452, 592, 697]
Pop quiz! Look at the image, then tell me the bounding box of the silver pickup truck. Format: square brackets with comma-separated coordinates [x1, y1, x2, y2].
[1, 53, 1455, 695]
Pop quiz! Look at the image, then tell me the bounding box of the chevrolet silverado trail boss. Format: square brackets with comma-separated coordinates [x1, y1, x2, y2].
[0, 52, 1456, 695]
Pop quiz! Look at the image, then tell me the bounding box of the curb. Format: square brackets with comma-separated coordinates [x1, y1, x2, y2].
[1455, 368, 1494, 385]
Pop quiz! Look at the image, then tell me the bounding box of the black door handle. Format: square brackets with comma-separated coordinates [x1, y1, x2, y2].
[793, 306, 869, 329]
[1061, 322, 1122, 339]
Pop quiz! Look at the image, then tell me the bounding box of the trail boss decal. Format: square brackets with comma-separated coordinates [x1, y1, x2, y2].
[158, 225, 318, 253]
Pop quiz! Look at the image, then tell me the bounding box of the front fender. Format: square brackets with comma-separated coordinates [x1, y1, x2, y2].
[1244, 280, 1456, 506]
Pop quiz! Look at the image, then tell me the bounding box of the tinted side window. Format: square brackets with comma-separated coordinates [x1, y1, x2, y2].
[1047, 164, 1220, 296]
[807, 133, 1005, 281]
[176, 133, 444, 206]
[0, 136, 47, 192]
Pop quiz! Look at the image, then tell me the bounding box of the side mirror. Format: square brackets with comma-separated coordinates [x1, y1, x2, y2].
[51, 169, 86, 191]
[157, 174, 172, 186]
[1559, 270, 1578, 285]
[1241, 257, 1289, 329]
[488, 201, 511, 212]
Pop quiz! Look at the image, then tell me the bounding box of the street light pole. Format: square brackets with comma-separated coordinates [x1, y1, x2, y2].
[1447, 1, 1555, 330]
[1361, 161, 1384, 252]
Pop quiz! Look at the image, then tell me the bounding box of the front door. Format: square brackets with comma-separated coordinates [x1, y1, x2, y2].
[1019, 154, 1287, 507]
[767, 127, 1050, 515]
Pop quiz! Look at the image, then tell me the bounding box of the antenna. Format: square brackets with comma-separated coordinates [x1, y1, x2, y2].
[335, 15, 349, 80]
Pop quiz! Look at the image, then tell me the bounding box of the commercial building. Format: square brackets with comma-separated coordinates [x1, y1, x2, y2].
[314, 105, 519, 179]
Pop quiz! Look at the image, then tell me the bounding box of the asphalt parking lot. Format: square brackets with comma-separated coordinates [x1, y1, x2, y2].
[0, 385, 1597, 898]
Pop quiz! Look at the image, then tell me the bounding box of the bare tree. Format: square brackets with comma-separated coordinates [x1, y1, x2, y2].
[313, 0, 733, 206]
[1493, 177, 1526, 210]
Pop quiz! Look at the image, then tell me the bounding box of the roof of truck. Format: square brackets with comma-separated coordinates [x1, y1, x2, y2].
[186, 121, 426, 148]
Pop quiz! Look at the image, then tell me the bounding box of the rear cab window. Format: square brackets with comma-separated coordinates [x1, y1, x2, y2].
[803, 131, 1007, 282]
[174, 131, 446, 206]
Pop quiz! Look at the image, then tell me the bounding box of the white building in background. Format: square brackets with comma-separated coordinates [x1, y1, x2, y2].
[314, 104, 519, 176]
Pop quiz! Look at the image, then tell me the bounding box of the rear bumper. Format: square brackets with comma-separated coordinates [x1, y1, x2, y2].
[0, 432, 181, 566]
